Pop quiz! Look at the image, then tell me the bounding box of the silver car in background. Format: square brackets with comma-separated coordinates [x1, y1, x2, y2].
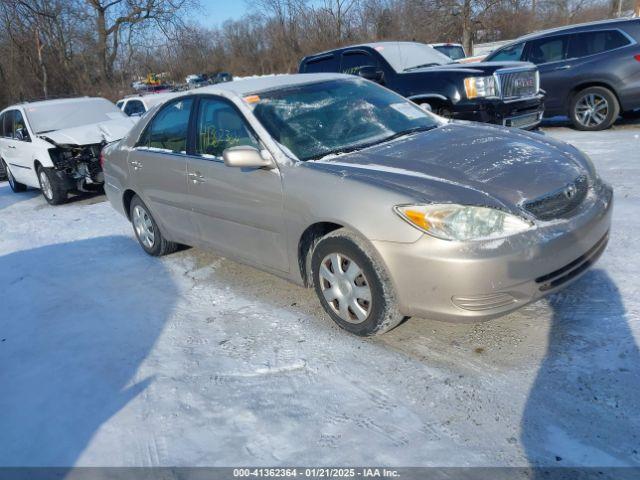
[102, 73, 612, 336]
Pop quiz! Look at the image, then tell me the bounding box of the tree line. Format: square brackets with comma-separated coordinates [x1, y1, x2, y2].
[0, 0, 636, 107]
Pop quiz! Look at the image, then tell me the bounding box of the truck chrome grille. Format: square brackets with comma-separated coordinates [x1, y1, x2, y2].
[497, 69, 538, 100]
[523, 175, 589, 221]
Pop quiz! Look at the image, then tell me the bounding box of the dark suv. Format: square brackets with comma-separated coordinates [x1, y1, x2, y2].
[299, 42, 545, 130]
[486, 18, 640, 130]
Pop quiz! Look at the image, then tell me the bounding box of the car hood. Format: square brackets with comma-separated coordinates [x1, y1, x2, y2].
[304, 123, 592, 211]
[404, 60, 532, 75]
[39, 118, 137, 146]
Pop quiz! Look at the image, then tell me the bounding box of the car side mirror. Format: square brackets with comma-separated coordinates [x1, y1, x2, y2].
[223, 146, 275, 169]
[357, 66, 384, 83]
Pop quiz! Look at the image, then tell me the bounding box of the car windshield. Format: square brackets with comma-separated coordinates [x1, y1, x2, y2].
[375, 42, 453, 71]
[25, 98, 126, 134]
[250, 78, 440, 161]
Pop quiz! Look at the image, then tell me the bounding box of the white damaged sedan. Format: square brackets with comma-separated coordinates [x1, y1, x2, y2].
[0, 97, 136, 205]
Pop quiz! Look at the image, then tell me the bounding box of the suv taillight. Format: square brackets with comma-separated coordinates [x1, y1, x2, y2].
[635, 54, 640, 62]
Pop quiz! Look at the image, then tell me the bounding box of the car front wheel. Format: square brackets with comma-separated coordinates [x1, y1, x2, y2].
[129, 195, 178, 256]
[37, 166, 67, 205]
[570, 87, 619, 131]
[311, 228, 405, 336]
[4, 160, 27, 193]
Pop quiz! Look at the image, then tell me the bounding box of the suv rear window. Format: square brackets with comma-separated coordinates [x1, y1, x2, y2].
[568, 30, 630, 58]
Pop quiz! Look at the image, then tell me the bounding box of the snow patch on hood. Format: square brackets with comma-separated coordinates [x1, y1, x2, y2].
[41, 118, 137, 146]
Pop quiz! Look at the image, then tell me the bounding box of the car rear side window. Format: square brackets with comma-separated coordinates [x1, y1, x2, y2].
[137, 98, 193, 154]
[341, 51, 377, 75]
[124, 100, 145, 116]
[568, 30, 631, 58]
[2, 110, 15, 138]
[488, 43, 525, 62]
[303, 55, 339, 73]
[525, 36, 569, 64]
[195, 97, 259, 158]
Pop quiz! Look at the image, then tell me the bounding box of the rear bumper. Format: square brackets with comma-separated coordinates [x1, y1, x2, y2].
[373, 183, 613, 322]
[451, 94, 545, 130]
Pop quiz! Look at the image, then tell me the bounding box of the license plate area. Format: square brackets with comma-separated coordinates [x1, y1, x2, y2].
[504, 112, 541, 129]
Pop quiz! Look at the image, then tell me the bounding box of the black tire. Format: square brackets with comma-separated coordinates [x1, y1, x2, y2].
[311, 228, 405, 336]
[37, 166, 67, 205]
[129, 195, 178, 257]
[4, 159, 27, 192]
[570, 87, 619, 131]
[0, 159, 6, 181]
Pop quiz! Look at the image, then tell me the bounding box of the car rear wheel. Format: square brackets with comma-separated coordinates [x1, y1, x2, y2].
[129, 195, 178, 257]
[311, 228, 405, 336]
[570, 87, 619, 131]
[4, 160, 27, 193]
[37, 166, 67, 205]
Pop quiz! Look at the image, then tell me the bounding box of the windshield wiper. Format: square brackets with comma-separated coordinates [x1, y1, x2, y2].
[369, 125, 438, 146]
[306, 125, 437, 161]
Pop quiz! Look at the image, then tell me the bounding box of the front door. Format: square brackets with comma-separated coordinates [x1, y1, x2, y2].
[128, 97, 197, 245]
[185, 96, 288, 272]
[523, 34, 573, 115]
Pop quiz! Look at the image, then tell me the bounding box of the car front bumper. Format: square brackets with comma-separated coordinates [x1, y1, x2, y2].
[373, 183, 613, 322]
[450, 94, 545, 130]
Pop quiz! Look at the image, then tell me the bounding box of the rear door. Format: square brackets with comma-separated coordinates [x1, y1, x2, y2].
[566, 29, 637, 110]
[128, 97, 197, 245]
[184, 95, 288, 272]
[522, 34, 572, 114]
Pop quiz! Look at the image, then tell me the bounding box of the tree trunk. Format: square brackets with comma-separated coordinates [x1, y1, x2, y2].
[95, 6, 112, 81]
[461, 0, 473, 56]
[609, 0, 622, 17]
[35, 27, 48, 99]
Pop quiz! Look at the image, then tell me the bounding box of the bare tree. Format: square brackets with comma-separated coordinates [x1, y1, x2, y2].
[85, 0, 194, 80]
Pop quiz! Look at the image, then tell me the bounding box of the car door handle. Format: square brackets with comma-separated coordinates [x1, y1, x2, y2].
[554, 65, 571, 71]
[130, 160, 142, 170]
[8, 145, 16, 149]
[188, 172, 205, 184]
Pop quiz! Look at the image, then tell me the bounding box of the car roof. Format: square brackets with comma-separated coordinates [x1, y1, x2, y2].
[510, 17, 639, 43]
[5, 96, 105, 110]
[303, 41, 433, 59]
[171, 73, 354, 98]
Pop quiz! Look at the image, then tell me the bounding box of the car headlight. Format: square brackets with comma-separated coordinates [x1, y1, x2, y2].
[394, 204, 533, 241]
[464, 76, 497, 99]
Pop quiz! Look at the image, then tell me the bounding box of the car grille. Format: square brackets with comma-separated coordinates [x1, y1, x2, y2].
[523, 175, 589, 221]
[497, 69, 538, 100]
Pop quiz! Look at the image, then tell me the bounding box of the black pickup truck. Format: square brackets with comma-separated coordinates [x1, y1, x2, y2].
[299, 42, 545, 129]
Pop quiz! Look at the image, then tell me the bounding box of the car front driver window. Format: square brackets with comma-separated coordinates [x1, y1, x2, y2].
[196, 98, 259, 158]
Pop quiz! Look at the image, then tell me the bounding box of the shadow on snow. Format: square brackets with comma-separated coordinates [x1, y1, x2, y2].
[522, 269, 640, 472]
[0, 235, 176, 467]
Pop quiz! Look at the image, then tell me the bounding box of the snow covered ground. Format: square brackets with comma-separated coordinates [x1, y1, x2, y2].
[0, 124, 638, 470]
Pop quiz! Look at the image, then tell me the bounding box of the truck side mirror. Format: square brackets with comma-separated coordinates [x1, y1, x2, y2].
[357, 66, 384, 83]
